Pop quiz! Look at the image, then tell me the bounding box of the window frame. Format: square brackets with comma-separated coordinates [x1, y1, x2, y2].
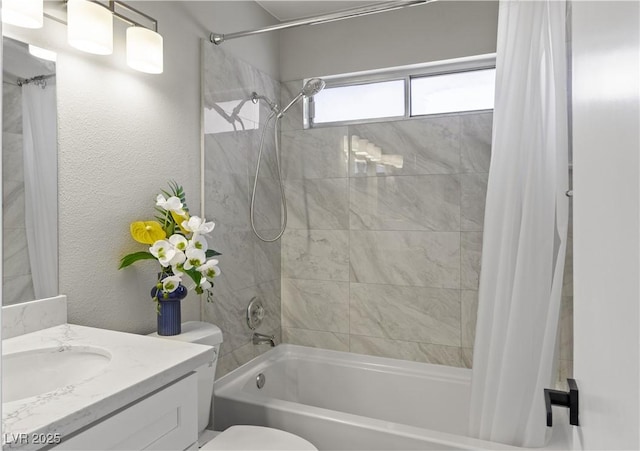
[306, 53, 496, 129]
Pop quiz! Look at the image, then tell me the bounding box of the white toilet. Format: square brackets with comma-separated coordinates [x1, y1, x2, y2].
[149, 321, 317, 450]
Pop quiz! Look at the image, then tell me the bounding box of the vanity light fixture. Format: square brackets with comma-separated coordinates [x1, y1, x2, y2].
[66, 0, 163, 74]
[2, 0, 44, 29]
[29, 44, 58, 62]
[126, 26, 163, 74]
[67, 0, 113, 55]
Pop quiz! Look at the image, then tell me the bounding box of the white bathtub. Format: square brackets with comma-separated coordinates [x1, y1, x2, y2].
[213, 345, 571, 450]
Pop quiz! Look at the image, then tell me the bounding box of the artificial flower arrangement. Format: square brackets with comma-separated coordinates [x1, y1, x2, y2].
[119, 181, 221, 308]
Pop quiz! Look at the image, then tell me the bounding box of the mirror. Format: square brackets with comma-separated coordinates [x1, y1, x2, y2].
[2, 36, 58, 305]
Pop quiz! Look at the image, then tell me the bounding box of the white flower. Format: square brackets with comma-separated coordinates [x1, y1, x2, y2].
[183, 248, 206, 270]
[149, 240, 176, 267]
[169, 249, 186, 266]
[156, 194, 186, 216]
[181, 216, 215, 236]
[161, 275, 182, 293]
[200, 278, 212, 291]
[189, 235, 208, 252]
[172, 262, 185, 275]
[198, 259, 221, 280]
[169, 234, 189, 252]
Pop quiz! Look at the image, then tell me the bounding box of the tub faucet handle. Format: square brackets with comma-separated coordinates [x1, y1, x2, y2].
[247, 297, 265, 330]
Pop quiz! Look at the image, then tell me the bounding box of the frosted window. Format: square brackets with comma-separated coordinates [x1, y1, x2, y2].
[411, 68, 496, 116]
[312, 80, 405, 124]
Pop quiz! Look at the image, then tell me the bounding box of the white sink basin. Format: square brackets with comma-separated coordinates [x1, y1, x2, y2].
[2, 346, 112, 403]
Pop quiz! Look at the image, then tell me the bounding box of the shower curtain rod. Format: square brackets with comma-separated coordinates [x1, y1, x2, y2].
[210, 0, 436, 45]
[17, 74, 55, 87]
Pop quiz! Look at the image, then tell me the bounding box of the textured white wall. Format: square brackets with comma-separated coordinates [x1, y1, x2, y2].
[279, 0, 498, 81]
[5, 1, 279, 333]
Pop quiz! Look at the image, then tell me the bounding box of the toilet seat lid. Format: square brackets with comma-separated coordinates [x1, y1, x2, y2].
[202, 425, 317, 451]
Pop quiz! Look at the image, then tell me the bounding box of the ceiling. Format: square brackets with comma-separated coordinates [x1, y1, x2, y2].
[255, 1, 379, 21]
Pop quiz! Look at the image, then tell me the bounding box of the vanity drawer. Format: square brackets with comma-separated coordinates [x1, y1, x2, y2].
[53, 373, 198, 451]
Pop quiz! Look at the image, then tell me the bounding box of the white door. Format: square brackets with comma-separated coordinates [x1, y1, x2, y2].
[571, 1, 640, 449]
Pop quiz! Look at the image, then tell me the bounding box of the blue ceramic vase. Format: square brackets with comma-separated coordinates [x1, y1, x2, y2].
[151, 284, 188, 336]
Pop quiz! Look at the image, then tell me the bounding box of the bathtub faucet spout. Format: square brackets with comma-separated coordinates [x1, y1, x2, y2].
[252, 332, 276, 347]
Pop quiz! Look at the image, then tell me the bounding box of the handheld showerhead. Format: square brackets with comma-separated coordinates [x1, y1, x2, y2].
[279, 78, 326, 117]
[249, 78, 326, 242]
[301, 78, 326, 97]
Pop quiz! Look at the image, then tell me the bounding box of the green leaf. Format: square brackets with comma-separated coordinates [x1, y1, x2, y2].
[206, 249, 222, 258]
[119, 252, 156, 269]
[166, 222, 175, 236]
[183, 267, 202, 289]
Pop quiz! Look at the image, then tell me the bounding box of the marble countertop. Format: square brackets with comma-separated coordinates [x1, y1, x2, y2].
[2, 324, 215, 450]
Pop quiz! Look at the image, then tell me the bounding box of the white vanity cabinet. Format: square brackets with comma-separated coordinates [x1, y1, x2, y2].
[52, 373, 198, 451]
[3, 323, 214, 451]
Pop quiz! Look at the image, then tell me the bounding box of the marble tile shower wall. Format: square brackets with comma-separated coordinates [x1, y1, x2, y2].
[279, 80, 491, 368]
[280, 79, 573, 378]
[2, 82, 35, 305]
[202, 46, 282, 377]
[202, 61, 573, 378]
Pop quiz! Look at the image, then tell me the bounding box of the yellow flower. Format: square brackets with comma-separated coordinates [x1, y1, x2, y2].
[171, 211, 190, 234]
[130, 221, 166, 244]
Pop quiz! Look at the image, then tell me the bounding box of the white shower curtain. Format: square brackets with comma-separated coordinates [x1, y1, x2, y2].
[468, 0, 569, 447]
[22, 80, 58, 299]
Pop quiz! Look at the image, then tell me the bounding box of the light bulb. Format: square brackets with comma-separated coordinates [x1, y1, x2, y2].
[67, 0, 113, 55]
[126, 27, 164, 74]
[2, 0, 43, 29]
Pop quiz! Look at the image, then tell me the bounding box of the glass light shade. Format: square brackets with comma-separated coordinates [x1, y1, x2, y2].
[29, 45, 57, 62]
[126, 27, 163, 74]
[67, 0, 113, 55]
[2, 0, 43, 29]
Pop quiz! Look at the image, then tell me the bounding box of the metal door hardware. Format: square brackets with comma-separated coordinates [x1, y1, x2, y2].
[544, 378, 579, 427]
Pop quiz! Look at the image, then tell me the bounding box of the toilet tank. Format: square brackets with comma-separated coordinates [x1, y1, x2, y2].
[148, 321, 223, 434]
